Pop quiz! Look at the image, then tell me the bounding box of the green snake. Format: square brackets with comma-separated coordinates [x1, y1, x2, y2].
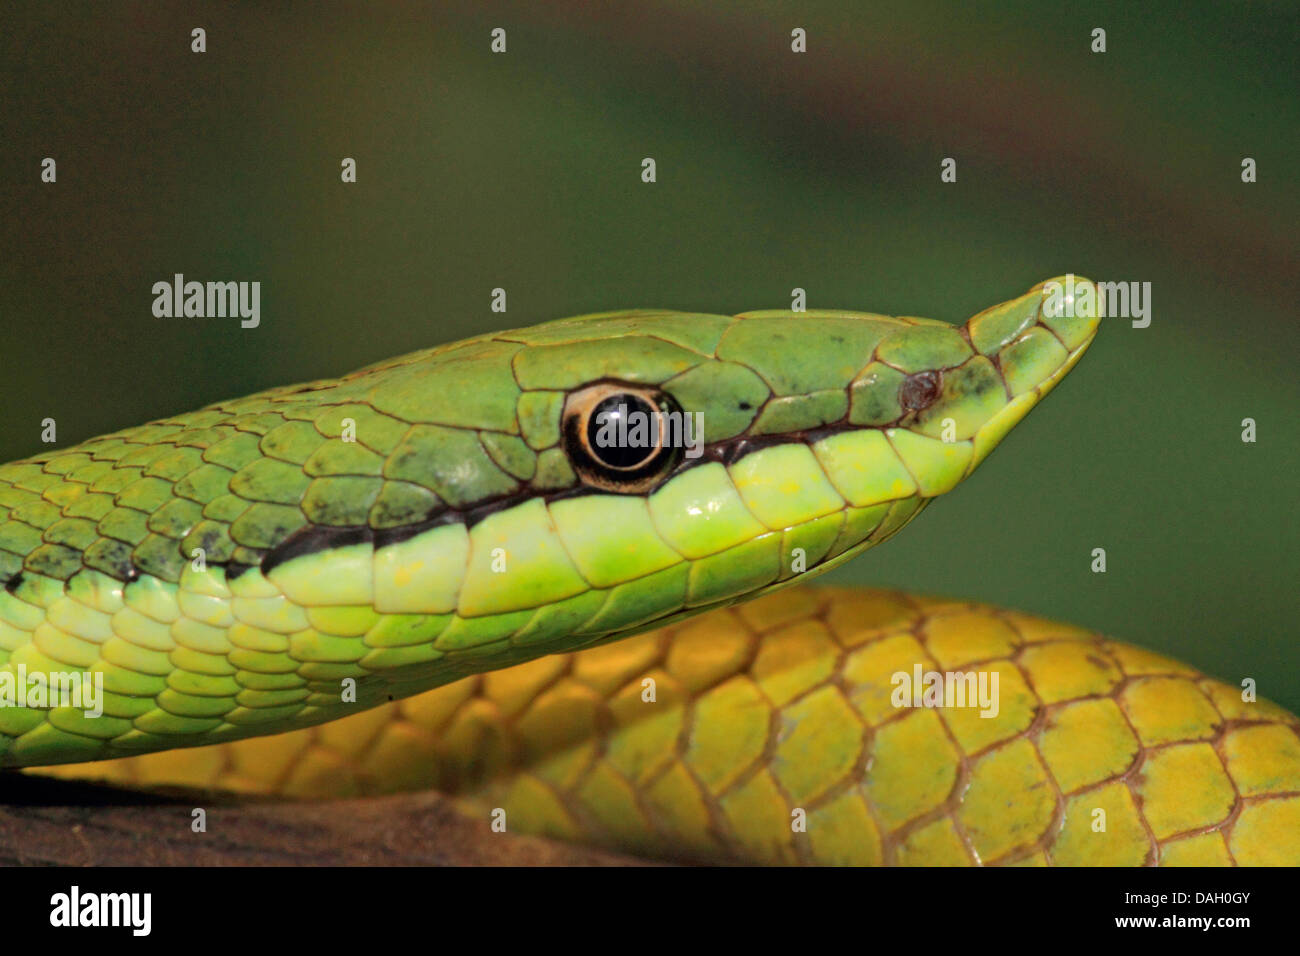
[4, 277, 1298, 865]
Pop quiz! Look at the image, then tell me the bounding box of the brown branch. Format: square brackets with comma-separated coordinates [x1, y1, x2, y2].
[0, 774, 642, 866]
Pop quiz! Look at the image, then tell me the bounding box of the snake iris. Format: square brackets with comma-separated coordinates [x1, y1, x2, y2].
[4, 277, 1298, 866]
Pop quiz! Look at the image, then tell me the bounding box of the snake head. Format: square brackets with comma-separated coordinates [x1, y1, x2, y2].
[249, 278, 1101, 686]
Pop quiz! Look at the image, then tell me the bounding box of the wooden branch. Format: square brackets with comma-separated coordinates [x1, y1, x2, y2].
[0, 773, 642, 866]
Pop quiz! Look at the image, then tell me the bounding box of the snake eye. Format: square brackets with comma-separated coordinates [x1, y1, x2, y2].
[562, 383, 685, 492]
[899, 371, 942, 412]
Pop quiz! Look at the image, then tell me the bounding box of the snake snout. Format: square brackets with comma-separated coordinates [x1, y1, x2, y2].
[982, 273, 1102, 399]
[868, 276, 1102, 491]
[946, 274, 1101, 474]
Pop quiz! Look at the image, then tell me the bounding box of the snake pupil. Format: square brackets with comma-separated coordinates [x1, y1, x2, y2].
[586, 394, 660, 470]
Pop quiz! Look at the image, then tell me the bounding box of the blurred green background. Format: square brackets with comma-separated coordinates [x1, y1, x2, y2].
[1, 2, 1296, 707]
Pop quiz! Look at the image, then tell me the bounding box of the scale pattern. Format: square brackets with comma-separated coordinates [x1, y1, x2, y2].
[41, 587, 1300, 866]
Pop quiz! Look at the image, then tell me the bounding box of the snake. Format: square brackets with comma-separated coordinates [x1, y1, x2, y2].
[3, 276, 1297, 866]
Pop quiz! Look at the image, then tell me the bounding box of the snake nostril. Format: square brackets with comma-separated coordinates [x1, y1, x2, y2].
[899, 370, 942, 411]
